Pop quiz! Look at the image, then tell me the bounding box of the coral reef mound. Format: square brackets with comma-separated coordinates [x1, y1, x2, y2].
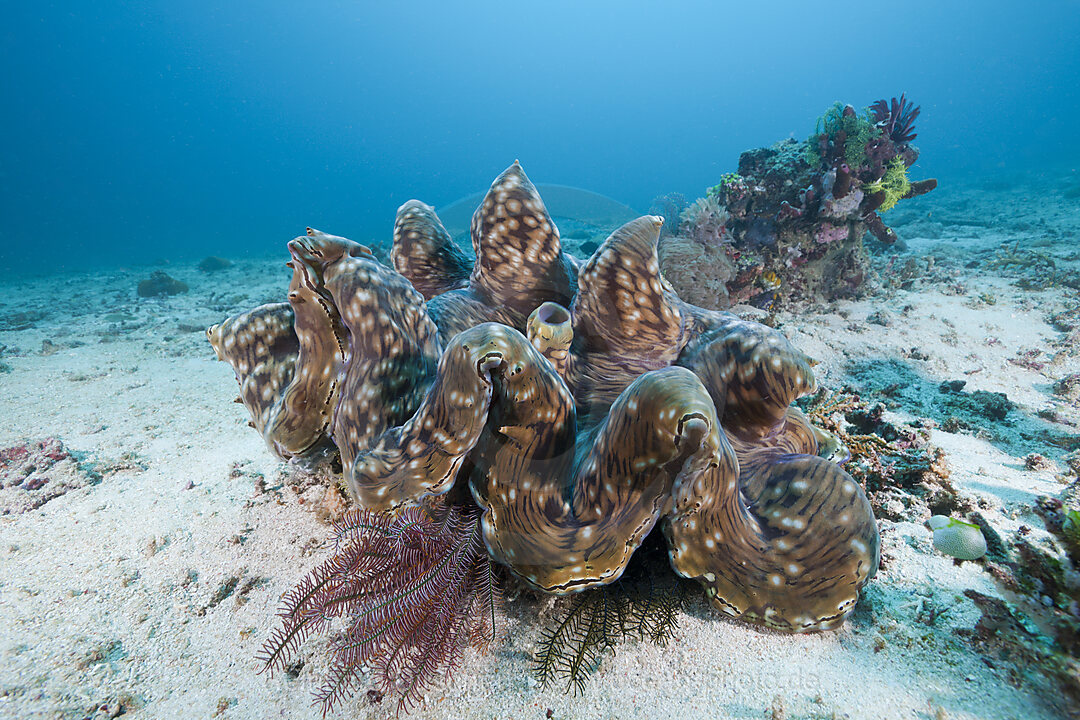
[663, 96, 937, 310]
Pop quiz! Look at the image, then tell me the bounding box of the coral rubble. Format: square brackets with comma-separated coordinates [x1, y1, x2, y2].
[800, 388, 960, 522]
[197, 256, 233, 273]
[662, 96, 937, 309]
[967, 491, 1080, 703]
[0, 437, 93, 514]
[137, 270, 189, 298]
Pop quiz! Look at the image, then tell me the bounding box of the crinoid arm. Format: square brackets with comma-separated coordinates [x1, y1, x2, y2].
[257, 504, 498, 715]
[533, 539, 689, 694]
[870, 93, 920, 144]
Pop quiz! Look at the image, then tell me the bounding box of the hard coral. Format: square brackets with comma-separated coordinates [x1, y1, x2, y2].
[801, 389, 961, 521]
[197, 256, 233, 273]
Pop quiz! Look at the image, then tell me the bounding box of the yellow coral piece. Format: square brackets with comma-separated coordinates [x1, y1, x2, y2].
[864, 157, 911, 212]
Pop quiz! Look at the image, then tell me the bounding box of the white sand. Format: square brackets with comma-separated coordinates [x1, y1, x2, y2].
[1, 205, 1077, 719]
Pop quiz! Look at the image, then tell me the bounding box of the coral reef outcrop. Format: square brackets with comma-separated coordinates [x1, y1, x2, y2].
[662, 96, 937, 309]
[137, 270, 189, 298]
[208, 162, 880, 634]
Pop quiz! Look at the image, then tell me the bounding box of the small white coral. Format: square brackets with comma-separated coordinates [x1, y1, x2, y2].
[928, 515, 987, 561]
[820, 187, 864, 219]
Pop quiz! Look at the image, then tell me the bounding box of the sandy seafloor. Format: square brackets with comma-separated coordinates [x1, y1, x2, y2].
[1, 179, 1078, 720]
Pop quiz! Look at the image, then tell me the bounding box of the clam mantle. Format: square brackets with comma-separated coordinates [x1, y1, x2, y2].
[207, 162, 879, 632]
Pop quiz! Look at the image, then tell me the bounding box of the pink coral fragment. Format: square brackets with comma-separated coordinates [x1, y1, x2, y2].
[814, 223, 849, 245]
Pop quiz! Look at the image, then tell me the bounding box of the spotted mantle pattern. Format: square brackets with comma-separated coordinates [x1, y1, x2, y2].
[208, 162, 879, 632]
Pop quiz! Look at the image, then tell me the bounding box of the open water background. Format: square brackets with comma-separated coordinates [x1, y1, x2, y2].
[2, 0, 1078, 272]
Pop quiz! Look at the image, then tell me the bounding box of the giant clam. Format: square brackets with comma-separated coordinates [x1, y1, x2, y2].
[207, 161, 879, 632]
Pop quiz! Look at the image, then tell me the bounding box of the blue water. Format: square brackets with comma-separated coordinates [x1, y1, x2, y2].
[3, 0, 1078, 273]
